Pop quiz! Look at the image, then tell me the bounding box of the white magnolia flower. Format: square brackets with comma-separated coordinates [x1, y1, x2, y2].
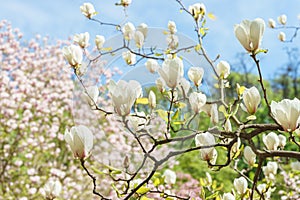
[268, 18, 276, 28]
[73, 32, 89, 48]
[178, 77, 190, 97]
[122, 51, 136, 65]
[202, 103, 219, 125]
[291, 161, 300, 171]
[223, 193, 235, 200]
[234, 177, 248, 195]
[158, 56, 183, 89]
[64, 125, 94, 159]
[262, 161, 278, 182]
[242, 86, 261, 114]
[148, 90, 156, 109]
[168, 21, 177, 34]
[188, 67, 204, 87]
[62, 44, 83, 67]
[189, 92, 207, 113]
[145, 59, 159, 73]
[231, 137, 241, 157]
[277, 14, 287, 25]
[121, 0, 132, 7]
[188, 3, 206, 21]
[134, 31, 144, 48]
[163, 169, 176, 184]
[109, 80, 142, 116]
[84, 85, 99, 106]
[128, 111, 146, 131]
[156, 77, 166, 93]
[122, 22, 135, 40]
[234, 18, 265, 53]
[80, 2, 96, 19]
[257, 183, 271, 199]
[216, 60, 230, 79]
[95, 35, 105, 50]
[270, 98, 300, 132]
[278, 32, 286, 42]
[195, 132, 216, 162]
[43, 179, 62, 199]
[224, 119, 232, 132]
[263, 132, 279, 151]
[278, 134, 286, 149]
[244, 146, 256, 166]
[137, 23, 148, 39]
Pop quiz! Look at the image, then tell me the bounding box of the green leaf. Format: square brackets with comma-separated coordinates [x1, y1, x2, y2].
[136, 186, 150, 194]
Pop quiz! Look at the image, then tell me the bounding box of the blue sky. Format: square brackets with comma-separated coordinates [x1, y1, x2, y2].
[1, 0, 300, 78]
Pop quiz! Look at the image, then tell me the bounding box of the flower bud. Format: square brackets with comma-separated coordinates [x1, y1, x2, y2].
[189, 92, 206, 113]
[134, 31, 144, 48]
[158, 56, 183, 88]
[156, 77, 166, 93]
[242, 86, 261, 114]
[80, 2, 97, 19]
[216, 60, 230, 79]
[262, 161, 278, 182]
[166, 34, 179, 50]
[120, 0, 132, 7]
[268, 18, 276, 28]
[73, 32, 89, 48]
[277, 14, 287, 25]
[244, 146, 256, 166]
[270, 98, 300, 132]
[84, 85, 99, 106]
[137, 23, 148, 39]
[64, 125, 94, 159]
[263, 132, 279, 150]
[278, 134, 286, 149]
[188, 67, 204, 87]
[95, 35, 105, 50]
[122, 51, 136, 65]
[163, 169, 176, 185]
[223, 193, 235, 200]
[189, 3, 206, 21]
[224, 119, 232, 132]
[195, 132, 216, 162]
[148, 90, 156, 109]
[168, 21, 177, 34]
[43, 179, 62, 199]
[278, 32, 286, 42]
[234, 177, 248, 195]
[145, 59, 159, 73]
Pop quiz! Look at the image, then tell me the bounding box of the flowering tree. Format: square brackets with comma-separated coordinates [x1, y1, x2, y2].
[61, 1, 300, 199]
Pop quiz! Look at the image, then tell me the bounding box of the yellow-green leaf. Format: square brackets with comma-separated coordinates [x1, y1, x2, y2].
[136, 97, 149, 104]
[156, 109, 169, 121]
[207, 12, 216, 20]
[136, 186, 150, 194]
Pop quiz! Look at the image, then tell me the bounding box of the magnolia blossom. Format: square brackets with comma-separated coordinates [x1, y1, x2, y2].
[80, 2, 96, 19]
[223, 193, 235, 200]
[263, 132, 279, 150]
[188, 67, 204, 87]
[277, 14, 287, 25]
[278, 134, 286, 149]
[216, 60, 230, 79]
[278, 32, 286, 42]
[95, 35, 105, 50]
[268, 18, 276, 28]
[291, 161, 300, 171]
[242, 86, 261, 114]
[163, 169, 176, 185]
[270, 98, 300, 132]
[148, 90, 156, 109]
[195, 132, 216, 162]
[145, 59, 159, 73]
[224, 119, 232, 132]
[230, 137, 241, 157]
[64, 125, 94, 159]
[257, 184, 271, 199]
[43, 179, 62, 199]
[234, 177, 248, 195]
[137, 23, 148, 39]
[189, 92, 207, 113]
[158, 56, 183, 88]
[120, 0, 132, 7]
[262, 161, 278, 182]
[234, 18, 265, 53]
[83, 85, 99, 106]
[188, 3, 206, 21]
[73, 32, 89, 48]
[168, 21, 177, 34]
[62, 44, 83, 67]
[244, 146, 256, 166]
[134, 31, 144, 48]
[178, 77, 190, 97]
[122, 22, 135, 40]
[202, 103, 219, 125]
[122, 51, 136, 65]
[166, 34, 179, 50]
[128, 111, 146, 131]
[109, 80, 142, 116]
[156, 77, 166, 93]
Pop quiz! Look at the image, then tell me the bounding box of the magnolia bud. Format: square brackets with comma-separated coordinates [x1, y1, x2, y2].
[278, 134, 286, 149]
[277, 14, 287, 25]
[145, 59, 159, 73]
[73, 32, 89, 48]
[95, 35, 105, 50]
[188, 67, 204, 87]
[278, 32, 286, 42]
[80, 3, 96, 19]
[262, 161, 278, 182]
[263, 132, 279, 150]
[244, 146, 256, 166]
[168, 21, 177, 34]
[122, 51, 136, 65]
[43, 179, 62, 199]
[268, 18, 276, 28]
[134, 31, 144, 48]
[122, 22, 135, 40]
[234, 177, 248, 195]
[148, 90, 156, 109]
[223, 193, 235, 200]
[137, 23, 148, 39]
[242, 86, 261, 114]
[216, 60, 230, 79]
[62, 44, 83, 67]
[189, 92, 206, 113]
